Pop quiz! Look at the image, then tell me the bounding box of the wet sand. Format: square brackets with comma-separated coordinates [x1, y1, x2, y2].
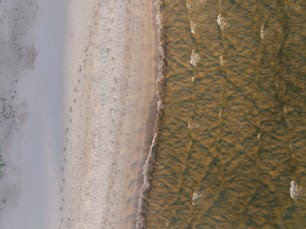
[0, 0, 66, 228]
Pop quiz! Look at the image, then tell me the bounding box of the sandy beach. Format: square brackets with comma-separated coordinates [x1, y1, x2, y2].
[60, 0, 156, 228]
[0, 0, 156, 228]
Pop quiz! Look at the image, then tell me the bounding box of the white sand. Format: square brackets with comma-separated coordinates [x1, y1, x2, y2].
[0, 0, 156, 228]
[60, 1, 156, 228]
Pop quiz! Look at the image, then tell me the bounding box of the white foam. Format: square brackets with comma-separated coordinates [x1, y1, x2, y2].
[220, 55, 224, 66]
[260, 24, 265, 39]
[192, 190, 202, 206]
[190, 49, 200, 67]
[290, 180, 303, 200]
[217, 14, 228, 30]
[190, 21, 196, 34]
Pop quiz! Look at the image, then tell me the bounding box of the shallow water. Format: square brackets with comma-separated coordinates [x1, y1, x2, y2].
[147, 0, 306, 228]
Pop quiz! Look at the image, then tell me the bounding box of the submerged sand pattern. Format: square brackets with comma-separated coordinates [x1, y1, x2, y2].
[146, 0, 306, 228]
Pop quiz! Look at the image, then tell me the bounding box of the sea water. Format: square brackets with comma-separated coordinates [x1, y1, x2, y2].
[146, 0, 306, 228]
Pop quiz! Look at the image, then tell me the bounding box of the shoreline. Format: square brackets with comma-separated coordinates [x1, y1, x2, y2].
[136, 0, 167, 228]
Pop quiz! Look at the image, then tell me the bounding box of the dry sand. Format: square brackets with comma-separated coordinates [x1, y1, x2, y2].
[60, 0, 157, 228]
[0, 0, 156, 228]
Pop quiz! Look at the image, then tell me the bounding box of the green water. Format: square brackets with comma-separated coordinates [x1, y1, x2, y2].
[147, 0, 306, 228]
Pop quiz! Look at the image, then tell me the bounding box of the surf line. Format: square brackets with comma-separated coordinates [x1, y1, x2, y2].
[136, 0, 167, 228]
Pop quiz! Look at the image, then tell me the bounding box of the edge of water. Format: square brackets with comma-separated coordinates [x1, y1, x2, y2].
[135, 0, 166, 228]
